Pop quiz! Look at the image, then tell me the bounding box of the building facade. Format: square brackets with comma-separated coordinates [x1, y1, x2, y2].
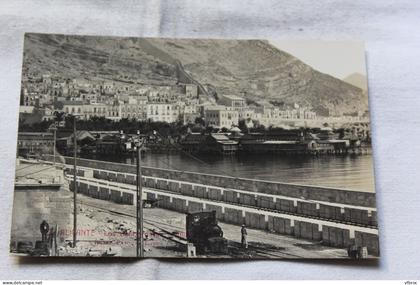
[219, 95, 246, 111]
[17, 132, 54, 157]
[204, 106, 239, 129]
[147, 103, 180, 123]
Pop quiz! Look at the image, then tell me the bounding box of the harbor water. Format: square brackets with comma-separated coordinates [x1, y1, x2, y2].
[84, 152, 376, 193]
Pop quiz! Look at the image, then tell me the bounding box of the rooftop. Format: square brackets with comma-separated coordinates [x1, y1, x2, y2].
[205, 105, 227, 111]
[18, 132, 53, 139]
[262, 140, 299, 144]
[62, 101, 85, 106]
[222, 94, 245, 101]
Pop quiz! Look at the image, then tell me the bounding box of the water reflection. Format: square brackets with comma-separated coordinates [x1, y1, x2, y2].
[84, 152, 375, 193]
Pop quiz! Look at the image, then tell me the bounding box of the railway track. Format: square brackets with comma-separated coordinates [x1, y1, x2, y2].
[78, 198, 188, 245]
[227, 241, 305, 259]
[77, 197, 307, 258]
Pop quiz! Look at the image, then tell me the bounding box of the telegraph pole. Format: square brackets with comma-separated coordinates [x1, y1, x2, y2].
[48, 123, 57, 165]
[72, 116, 77, 248]
[53, 128, 56, 165]
[54, 128, 57, 165]
[136, 138, 144, 257]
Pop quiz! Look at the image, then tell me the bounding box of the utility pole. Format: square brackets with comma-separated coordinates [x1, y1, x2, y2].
[72, 116, 77, 248]
[53, 128, 56, 165]
[136, 138, 144, 257]
[48, 123, 57, 165]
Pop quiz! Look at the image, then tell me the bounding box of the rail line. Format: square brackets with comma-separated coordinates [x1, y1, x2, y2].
[78, 198, 188, 245]
[77, 197, 307, 258]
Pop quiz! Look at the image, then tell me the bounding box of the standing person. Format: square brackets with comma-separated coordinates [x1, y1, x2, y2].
[40, 220, 49, 243]
[48, 226, 57, 249]
[241, 224, 248, 249]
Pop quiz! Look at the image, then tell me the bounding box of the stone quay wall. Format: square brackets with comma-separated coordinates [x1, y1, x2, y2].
[54, 156, 376, 208]
[64, 161, 378, 228]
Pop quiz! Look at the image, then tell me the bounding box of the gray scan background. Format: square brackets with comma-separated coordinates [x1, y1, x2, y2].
[0, 0, 419, 280]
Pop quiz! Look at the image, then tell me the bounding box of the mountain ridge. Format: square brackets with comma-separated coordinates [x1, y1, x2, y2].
[23, 33, 368, 116]
[342, 72, 368, 91]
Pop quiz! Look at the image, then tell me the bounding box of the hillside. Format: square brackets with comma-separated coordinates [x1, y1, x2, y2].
[343, 72, 368, 91]
[22, 33, 368, 116]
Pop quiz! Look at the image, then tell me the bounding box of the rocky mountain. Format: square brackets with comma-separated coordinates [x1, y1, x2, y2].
[23, 33, 368, 116]
[342, 73, 368, 91]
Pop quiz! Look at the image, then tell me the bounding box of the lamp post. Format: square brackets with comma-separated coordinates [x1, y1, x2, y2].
[48, 123, 57, 165]
[135, 134, 145, 257]
[72, 116, 77, 248]
[52, 111, 65, 165]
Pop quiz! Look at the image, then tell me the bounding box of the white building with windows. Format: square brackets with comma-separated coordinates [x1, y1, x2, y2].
[218, 94, 246, 111]
[121, 96, 148, 120]
[147, 103, 180, 123]
[62, 101, 109, 120]
[204, 106, 239, 129]
[185, 84, 198, 98]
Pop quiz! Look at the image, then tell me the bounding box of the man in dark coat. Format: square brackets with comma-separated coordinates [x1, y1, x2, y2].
[40, 220, 49, 242]
[241, 224, 248, 249]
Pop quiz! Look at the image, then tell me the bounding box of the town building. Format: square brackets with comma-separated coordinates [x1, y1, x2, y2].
[181, 133, 238, 155]
[204, 106, 239, 129]
[185, 84, 198, 98]
[147, 103, 180, 123]
[17, 132, 54, 157]
[121, 96, 148, 120]
[106, 100, 123, 121]
[219, 95, 246, 111]
[183, 112, 201, 124]
[41, 107, 56, 121]
[56, 130, 96, 155]
[62, 101, 109, 120]
[19, 106, 35, 114]
[239, 108, 255, 120]
[62, 101, 86, 117]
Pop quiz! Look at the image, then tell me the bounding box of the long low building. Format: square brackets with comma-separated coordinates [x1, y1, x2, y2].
[181, 133, 238, 154]
[17, 132, 54, 157]
[181, 131, 354, 155]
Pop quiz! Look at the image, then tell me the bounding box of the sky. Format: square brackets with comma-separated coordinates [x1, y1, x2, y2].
[270, 40, 366, 79]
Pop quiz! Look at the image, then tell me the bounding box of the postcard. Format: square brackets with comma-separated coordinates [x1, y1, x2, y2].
[10, 33, 378, 258]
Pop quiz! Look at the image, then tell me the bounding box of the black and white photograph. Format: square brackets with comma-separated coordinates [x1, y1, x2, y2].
[10, 33, 378, 259]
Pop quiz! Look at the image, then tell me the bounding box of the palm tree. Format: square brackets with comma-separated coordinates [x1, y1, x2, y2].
[53, 111, 66, 125]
